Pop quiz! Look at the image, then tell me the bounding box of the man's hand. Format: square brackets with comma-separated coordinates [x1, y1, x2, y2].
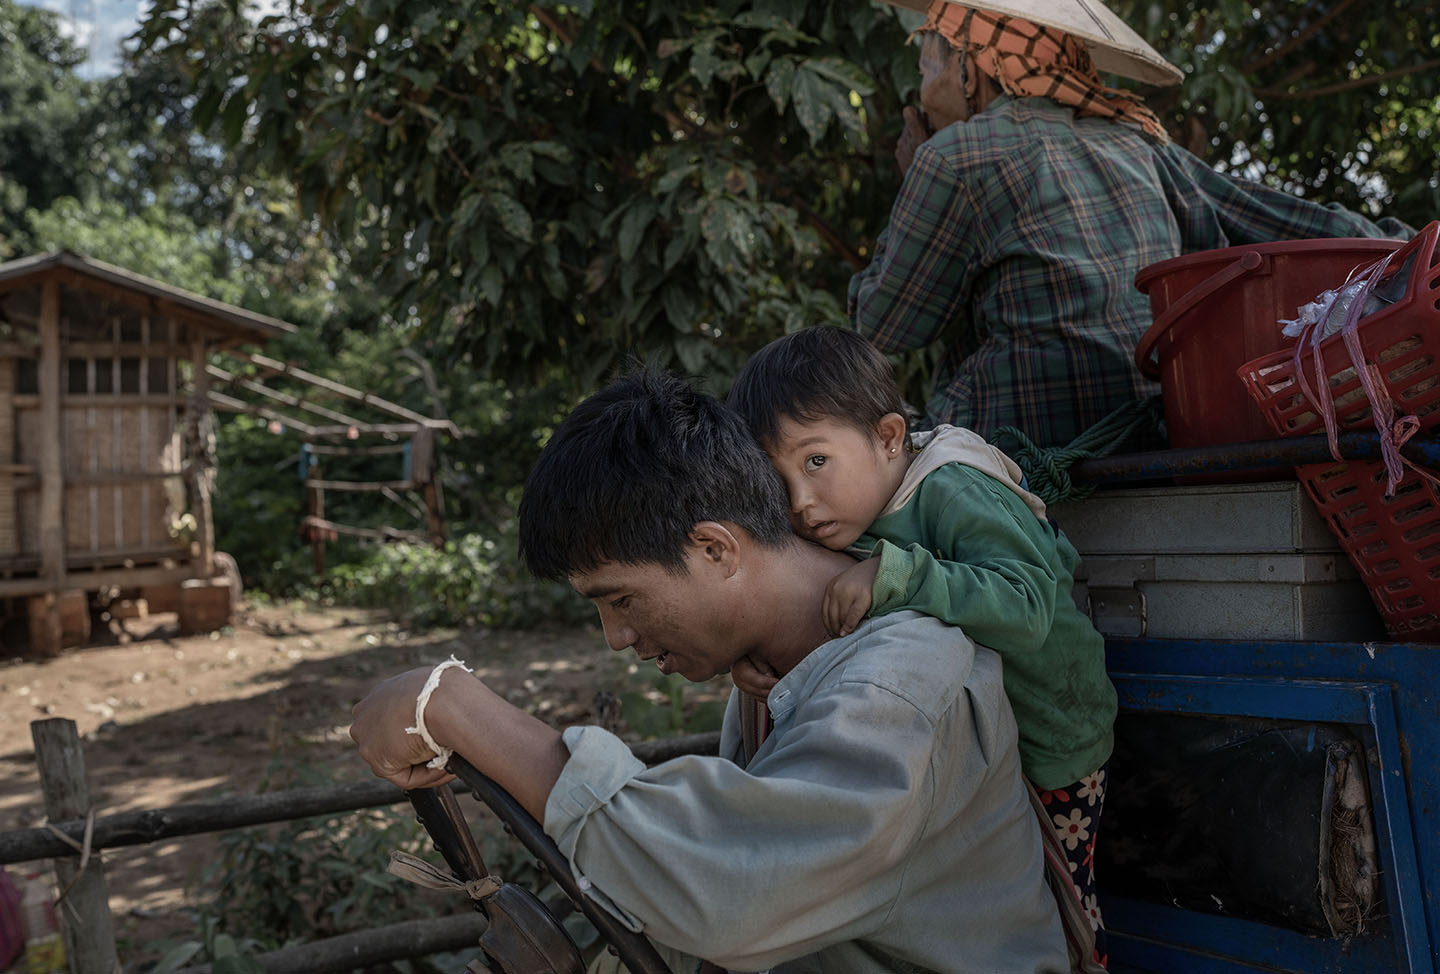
[823, 557, 881, 637]
[895, 106, 934, 175]
[731, 655, 780, 700]
[351, 666, 469, 791]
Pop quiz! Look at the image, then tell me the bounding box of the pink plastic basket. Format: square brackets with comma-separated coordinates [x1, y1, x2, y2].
[1237, 221, 1440, 638]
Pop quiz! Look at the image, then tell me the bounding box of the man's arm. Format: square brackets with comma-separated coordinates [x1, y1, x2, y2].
[848, 140, 978, 353]
[544, 676, 962, 969]
[350, 666, 569, 820]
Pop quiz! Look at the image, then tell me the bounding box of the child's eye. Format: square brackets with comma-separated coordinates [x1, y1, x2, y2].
[805, 455, 827, 471]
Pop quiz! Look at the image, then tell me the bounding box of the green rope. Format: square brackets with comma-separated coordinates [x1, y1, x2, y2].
[990, 396, 1164, 505]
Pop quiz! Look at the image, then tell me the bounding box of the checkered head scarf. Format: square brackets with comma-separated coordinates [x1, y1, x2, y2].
[918, 0, 1170, 144]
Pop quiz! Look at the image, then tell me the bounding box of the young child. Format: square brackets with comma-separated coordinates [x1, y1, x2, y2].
[727, 325, 1117, 959]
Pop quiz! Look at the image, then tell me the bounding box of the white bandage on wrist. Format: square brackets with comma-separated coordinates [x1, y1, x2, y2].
[405, 655, 473, 769]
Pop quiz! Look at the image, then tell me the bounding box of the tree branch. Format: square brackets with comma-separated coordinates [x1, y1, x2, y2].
[1256, 59, 1440, 100]
[1241, 0, 1356, 76]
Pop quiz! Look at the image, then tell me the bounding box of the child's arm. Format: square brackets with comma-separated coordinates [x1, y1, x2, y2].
[868, 468, 1061, 652]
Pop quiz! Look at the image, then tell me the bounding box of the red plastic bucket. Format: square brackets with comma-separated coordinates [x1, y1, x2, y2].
[1134, 237, 1406, 451]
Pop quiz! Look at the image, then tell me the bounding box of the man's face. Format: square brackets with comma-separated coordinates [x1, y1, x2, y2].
[767, 415, 901, 551]
[570, 547, 737, 683]
[917, 34, 972, 132]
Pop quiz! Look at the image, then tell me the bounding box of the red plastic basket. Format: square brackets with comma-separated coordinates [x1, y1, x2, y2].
[1237, 220, 1440, 637]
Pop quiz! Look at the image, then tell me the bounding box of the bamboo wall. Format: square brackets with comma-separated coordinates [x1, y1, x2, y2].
[0, 282, 196, 579]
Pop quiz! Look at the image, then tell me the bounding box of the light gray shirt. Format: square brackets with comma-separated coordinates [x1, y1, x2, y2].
[544, 611, 1067, 973]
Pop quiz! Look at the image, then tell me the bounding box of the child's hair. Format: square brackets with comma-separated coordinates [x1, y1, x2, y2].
[518, 366, 794, 580]
[727, 326, 907, 447]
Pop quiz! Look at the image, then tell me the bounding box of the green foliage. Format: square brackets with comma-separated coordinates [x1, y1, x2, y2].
[127, 0, 1439, 414]
[0, 0, 98, 249]
[326, 530, 592, 629]
[144, 803, 452, 971]
[27, 197, 245, 302]
[620, 670, 728, 738]
[133, 0, 915, 392]
[1110, 0, 1440, 223]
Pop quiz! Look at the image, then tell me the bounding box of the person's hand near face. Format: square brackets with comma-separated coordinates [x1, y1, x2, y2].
[895, 106, 935, 174]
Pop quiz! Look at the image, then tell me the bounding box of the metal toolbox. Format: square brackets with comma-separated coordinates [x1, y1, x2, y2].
[1050, 481, 1386, 641]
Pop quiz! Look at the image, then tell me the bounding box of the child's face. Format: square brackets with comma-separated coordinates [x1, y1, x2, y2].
[767, 414, 910, 550]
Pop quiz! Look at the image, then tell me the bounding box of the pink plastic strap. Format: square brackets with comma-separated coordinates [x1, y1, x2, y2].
[1288, 250, 1439, 497]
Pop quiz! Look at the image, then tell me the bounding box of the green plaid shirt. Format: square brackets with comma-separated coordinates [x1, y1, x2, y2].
[849, 95, 1411, 449]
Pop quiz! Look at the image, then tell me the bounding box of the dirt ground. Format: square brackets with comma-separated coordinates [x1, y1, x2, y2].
[0, 601, 720, 971]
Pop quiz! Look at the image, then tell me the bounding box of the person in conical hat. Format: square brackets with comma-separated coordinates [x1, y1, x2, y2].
[850, 0, 1412, 455]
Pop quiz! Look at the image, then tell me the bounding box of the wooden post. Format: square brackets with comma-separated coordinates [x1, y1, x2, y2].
[30, 718, 119, 973]
[308, 460, 325, 575]
[423, 482, 447, 547]
[34, 279, 65, 656]
[189, 333, 214, 579]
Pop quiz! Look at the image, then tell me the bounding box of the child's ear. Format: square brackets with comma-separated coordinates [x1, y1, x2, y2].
[877, 413, 908, 456]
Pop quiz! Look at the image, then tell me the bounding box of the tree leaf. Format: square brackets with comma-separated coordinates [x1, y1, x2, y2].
[480, 264, 504, 307]
[790, 66, 835, 144]
[617, 198, 657, 262]
[489, 194, 533, 243]
[661, 283, 699, 331]
[765, 57, 798, 113]
[802, 55, 877, 96]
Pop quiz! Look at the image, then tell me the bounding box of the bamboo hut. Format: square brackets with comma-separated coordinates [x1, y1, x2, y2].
[0, 251, 294, 654]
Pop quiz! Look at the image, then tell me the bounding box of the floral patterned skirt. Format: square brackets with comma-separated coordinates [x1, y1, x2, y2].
[1037, 764, 1109, 968]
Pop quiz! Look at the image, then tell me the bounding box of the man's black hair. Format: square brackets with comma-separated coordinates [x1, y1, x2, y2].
[518, 367, 794, 580]
[727, 326, 907, 447]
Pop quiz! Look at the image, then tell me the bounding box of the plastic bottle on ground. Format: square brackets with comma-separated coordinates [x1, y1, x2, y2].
[18, 872, 65, 974]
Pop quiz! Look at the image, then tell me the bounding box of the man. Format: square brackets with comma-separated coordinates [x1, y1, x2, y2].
[351, 369, 1067, 973]
[851, 0, 1411, 450]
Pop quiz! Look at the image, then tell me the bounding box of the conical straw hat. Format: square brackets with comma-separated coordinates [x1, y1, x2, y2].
[883, 0, 1183, 86]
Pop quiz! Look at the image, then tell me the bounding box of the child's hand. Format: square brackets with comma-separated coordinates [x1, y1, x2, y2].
[824, 558, 880, 637]
[731, 655, 779, 700]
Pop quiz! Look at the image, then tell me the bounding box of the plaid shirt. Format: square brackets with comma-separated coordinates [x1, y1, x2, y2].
[849, 95, 1411, 449]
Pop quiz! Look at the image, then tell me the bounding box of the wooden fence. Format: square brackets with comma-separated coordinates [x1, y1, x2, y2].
[1, 718, 721, 974]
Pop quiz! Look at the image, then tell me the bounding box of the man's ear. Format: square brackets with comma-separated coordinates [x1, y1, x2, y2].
[689, 521, 741, 577]
[877, 412, 909, 456]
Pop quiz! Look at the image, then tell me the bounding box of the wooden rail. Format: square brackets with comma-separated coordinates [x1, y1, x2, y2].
[1, 719, 721, 973]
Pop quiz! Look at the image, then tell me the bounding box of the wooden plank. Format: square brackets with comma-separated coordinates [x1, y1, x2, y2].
[302, 478, 416, 492]
[191, 334, 213, 579]
[36, 279, 63, 654]
[206, 364, 367, 426]
[304, 443, 408, 457]
[30, 718, 120, 973]
[206, 391, 319, 437]
[0, 356, 16, 556]
[0, 732, 722, 863]
[61, 470, 185, 486]
[0, 563, 195, 599]
[19, 394, 186, 407]
[299, 515, 428, 545]
[225, 350, 459, 434]
[306, 422, 427, 437]
[1, 342, 191, 359]
[308, 460, 324, 575]
[87, 358, 97, 552]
